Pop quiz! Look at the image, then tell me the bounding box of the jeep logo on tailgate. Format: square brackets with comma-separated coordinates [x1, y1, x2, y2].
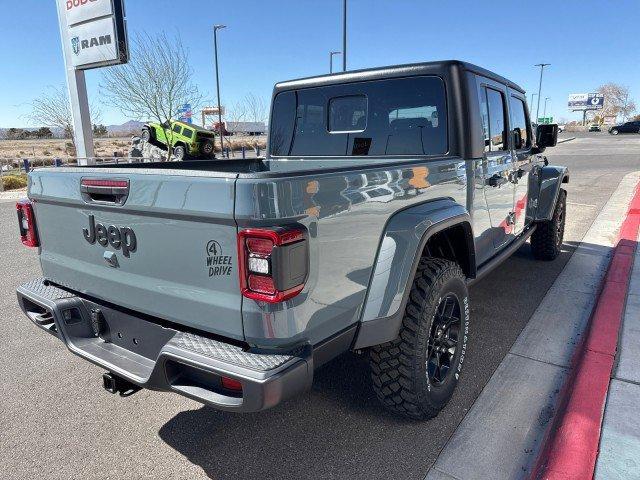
[83, 215, 137, 257]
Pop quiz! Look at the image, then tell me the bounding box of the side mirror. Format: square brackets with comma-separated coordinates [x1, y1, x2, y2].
[533, 123, 558, 153]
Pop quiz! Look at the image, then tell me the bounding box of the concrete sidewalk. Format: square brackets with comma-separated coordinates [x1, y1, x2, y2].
[425, 171, 640, 480]
[595, 222, 640, 479]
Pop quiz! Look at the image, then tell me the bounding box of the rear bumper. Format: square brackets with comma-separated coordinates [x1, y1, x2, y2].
[16, 278, 313, 412]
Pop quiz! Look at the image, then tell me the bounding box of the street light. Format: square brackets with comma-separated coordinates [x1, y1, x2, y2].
[534, 63, 550, 123]
[329, 51, 341, 73]
[529, 93, 538, 117]
[543, 97, 551, 120]
[213, 24, 226, 157]
[342, 0, 347, 71]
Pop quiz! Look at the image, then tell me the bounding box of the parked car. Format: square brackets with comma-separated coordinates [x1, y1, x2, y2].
[16, 60, 565, 420]
[609, 120, 640, 135]
[557, 124, 565, 133]
[141, 120, 216, 160]
[588, 124, 601, 132]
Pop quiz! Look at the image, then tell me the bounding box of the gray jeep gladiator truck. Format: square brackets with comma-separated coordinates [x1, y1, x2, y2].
[16, 60, 566, 419]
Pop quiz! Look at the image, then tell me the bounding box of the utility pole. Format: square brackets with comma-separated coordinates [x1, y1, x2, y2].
[534, 63, 550, 123]
[329, 51, 341, 73]
[342, 0, 347, 71]
[213, 24, 226, 157]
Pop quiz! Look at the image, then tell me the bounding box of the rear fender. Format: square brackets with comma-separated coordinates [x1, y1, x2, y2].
[535, 166, 569, 221]
[353, 199, 474, 349]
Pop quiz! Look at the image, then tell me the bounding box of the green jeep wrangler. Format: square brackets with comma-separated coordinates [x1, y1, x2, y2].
[141, 120, 217, 160]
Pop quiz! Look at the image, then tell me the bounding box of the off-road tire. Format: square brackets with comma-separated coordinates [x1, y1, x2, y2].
[369, 258, 469, 420]
[201, 140, 215, 157]
[141, 128, 151, 143]
[531, 189, 566, 261]
[173, 145, 186, 161]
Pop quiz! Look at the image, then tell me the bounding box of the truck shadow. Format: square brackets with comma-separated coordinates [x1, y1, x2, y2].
[158, 241, 584, 480]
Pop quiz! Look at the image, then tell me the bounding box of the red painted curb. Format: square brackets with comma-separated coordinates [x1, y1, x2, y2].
[533, 182, 640, 480]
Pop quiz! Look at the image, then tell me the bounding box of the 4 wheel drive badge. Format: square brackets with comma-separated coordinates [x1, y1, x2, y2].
[71, 36, 80, 55]
[206, 240, 222, 256]
[205, 240, 232, 277]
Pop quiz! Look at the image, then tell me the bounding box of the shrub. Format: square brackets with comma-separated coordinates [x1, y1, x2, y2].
[2, 174, 28, 190]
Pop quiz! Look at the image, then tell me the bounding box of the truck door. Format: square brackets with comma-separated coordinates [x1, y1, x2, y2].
[478, 83, 516, 250]
[508, 93, 534, 237]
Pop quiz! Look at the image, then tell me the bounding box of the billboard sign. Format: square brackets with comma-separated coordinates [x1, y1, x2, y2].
[60, 0, 128, 70]
[568, 93, 604, 111]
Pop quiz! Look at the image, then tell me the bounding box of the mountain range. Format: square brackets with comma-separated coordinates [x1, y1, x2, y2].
[0, 120, 145, 138]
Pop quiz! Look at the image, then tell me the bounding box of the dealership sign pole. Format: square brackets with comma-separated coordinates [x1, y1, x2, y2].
[56, 0, 128, 165]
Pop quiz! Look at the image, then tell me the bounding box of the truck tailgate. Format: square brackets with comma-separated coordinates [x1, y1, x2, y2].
[28, 168, 243, 340]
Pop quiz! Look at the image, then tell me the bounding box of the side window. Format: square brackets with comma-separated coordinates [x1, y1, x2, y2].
[182, 128, 193, 139]
[329, 95, 367, 132]
[485, 88, 508, 151]
[172, 124, 182, 134]
[270, 91, 296, 156]
[479, 89, 490, 153]
[509, 96, 530, 149]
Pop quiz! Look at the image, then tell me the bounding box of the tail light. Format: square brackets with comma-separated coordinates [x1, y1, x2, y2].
[237, 227, 308, 303]
[16, 199, 39, 248]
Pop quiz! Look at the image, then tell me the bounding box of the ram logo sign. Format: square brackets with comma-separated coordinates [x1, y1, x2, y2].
[60, 0, 128, 70]
[71, 36, 80, 55]
[70, 33, 112, 55]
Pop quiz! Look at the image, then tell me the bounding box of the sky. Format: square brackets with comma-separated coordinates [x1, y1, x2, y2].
[1, 0, 639, 127]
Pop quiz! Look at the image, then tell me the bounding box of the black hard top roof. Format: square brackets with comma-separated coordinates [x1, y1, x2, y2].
[274, 59, 525, 94]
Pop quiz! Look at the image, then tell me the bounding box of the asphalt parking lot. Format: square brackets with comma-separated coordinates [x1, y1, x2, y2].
[1, 132, 639, 480]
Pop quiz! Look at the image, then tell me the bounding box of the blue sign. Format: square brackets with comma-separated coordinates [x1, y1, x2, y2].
[568, 93, 604, 111]
[177, 104, 193, 124]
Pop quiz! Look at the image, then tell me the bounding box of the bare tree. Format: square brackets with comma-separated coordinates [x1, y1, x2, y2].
[226, 100, 247, 125]
[100, 32, 203, 158]
[597, 83, 636, 122]
[243, 93, 268, 124]
[29, 85, 101, 150]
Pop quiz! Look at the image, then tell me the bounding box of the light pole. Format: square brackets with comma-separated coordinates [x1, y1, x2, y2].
[534, 63, 550, 123]
[529, 93, 538, 117]
[329, 51, 341, 73]
[542, 97, 550, 121]
[342, 0, 347, 71]
[213, 24, 226, 157]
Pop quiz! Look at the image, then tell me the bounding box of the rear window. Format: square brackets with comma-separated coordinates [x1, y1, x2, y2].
[270, 76, 447, 157]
